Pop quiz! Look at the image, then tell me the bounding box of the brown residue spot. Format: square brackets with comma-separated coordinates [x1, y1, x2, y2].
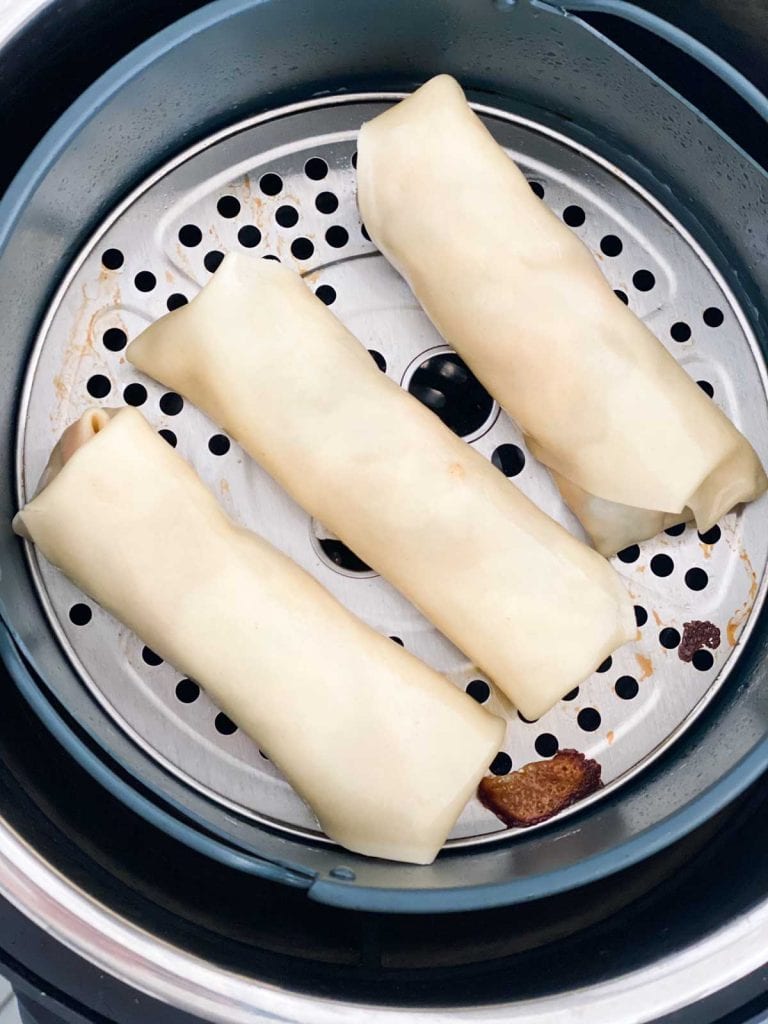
[449, 462, 465, 479]
[606, 730, 615, 745]
[653, 609, 663, 627]
[678, 620, 721, 663]
[635, 653, 653, 680]
[478, 749, 602, 828]
[742, 549, 759, 602]
[727, 548, 759, 646]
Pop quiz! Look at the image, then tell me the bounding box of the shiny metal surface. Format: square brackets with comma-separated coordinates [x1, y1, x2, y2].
[0, 804, 767, 1024]
[17, 94, 768, 849]
[0, 0, 47, 39]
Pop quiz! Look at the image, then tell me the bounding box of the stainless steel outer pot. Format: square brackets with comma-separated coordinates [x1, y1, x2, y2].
[2, 0, 768, 1021]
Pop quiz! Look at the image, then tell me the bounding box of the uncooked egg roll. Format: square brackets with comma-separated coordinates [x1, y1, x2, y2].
[356, 74, 768, 555]
[127, 254, 635, 719]
[14, 407, 505, 865]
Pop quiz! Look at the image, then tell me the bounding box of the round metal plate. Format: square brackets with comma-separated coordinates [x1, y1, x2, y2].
[17, 96, 768, 850]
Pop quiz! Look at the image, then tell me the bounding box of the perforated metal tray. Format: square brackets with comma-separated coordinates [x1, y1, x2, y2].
[17, 95, 768, 851]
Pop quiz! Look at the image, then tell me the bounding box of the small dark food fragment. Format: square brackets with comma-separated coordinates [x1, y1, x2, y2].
[478, 749, 602, 828]
[678, 620, 721, 663]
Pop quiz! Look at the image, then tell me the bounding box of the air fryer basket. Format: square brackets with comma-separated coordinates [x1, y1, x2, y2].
[2, 0, 768, 915]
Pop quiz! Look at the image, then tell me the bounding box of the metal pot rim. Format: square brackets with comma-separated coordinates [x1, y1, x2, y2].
[0, 810, 766, 1023]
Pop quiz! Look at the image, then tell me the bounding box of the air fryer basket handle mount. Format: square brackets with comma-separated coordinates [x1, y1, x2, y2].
[557, 0, 768, 125]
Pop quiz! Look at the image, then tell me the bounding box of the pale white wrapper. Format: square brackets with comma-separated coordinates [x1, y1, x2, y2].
[14, 407, 505, 865]
[356, 74, 768, 556]
[128, 254, 635, 719]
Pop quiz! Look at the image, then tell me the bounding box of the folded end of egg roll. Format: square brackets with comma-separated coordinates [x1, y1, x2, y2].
[16, 407, 506, 865]
[358, 75, 768, 555]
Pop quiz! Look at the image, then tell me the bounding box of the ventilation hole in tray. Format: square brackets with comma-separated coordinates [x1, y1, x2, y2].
[86, 374, 111, 399]
[134, 271, 156, 293]
[102, 327, 127, 352]
[617, 545, 640, 564]
[650, 553, 674, 577]
[699, 525, 722, 545]
[215, 712, 238, 735]
[670, 321, 691, 343]
[101, 248, 124, 270]
[160, 392, 183, 416]
[178, 224, 202, 247]
[577, 707, 601, 732]
[69, 603, 92, 626]
[204, 250, 224, 273]
[528, 180, 545, 198]
[563, 205, 585, 227]
[614, 289, 629, 305]
[238, 225, 261, 248]
[263, 254, 280, 262]
[142, 646, 163, 666]
[634, 605, 648, 627]
[615, 675, 639, 700]
[685, 567, 709, 591]
[665, 523, 686, 537]
[389, 636, 404, 646]
[517, 710, 538, 724]
[276, 205, 299, 228]
[600, 234, 623, 257]
[351, 151, 358, 169]
[167, 293, 188, 311]
[693, 649, 714, 671]
[123, 382, 147, 407]
[259, 172, 282, 196]
[632, 269, 655, 292]
[291, 237, 314, 260]
[703, 306, 724, 327]
[535, 733, 559, 757]
[315, 191, 339, 214]
[216, 195, 240, 219]
[176, 679, 200, 704]
[304, 157, 328, 180]
[208, 434, 230, 456]
[563, 687, 579, 701]
[491, 443, 525, 477]
[466, 679, 490, 703]
[697, 380, 714, 398]
[489, 752, 512, 775]
[408, 352, 494, 438]
[158, 429, 177, 447]
[317, 538, 371, 574]
[361, 224, 371, 241]
[596, 656, 612, 673]
[659, 627, 681, 649]
[369, 350, 386, 372]
[316, 284, 336, 305]
[325, 225, 349, 248]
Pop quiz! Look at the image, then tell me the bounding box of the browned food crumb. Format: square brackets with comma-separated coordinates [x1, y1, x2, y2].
[478, 749, 602, 828]
[679, 620, 721, 663]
